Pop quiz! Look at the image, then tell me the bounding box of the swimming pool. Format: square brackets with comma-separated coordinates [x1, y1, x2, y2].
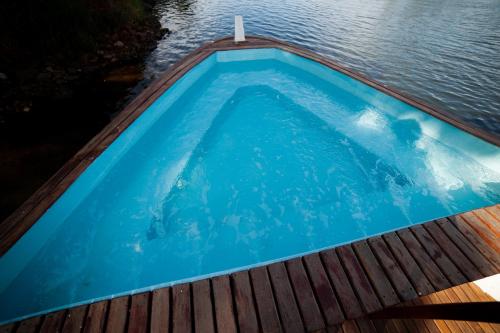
[1, 46, 499, 323]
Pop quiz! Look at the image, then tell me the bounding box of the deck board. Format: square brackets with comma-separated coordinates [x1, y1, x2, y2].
[268, 262, 305, 333]
[0, 36, 499, 333]
[352, 241, 400, 308]
[286, 258, 325, 331]
[105, 296, 129, 333]
[62, 305, 87, 333]
[303, 253, 345, 325]
[367, 236, 418, 301]
[193, 280, 215, 333]
[320, 250, 364, 319]
[231, 271, 259, 333]
[249, 267, 281, 333]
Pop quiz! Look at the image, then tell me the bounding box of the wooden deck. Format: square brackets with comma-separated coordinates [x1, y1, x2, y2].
[1, 205, 499, 332]
[1, 36, 499, 332]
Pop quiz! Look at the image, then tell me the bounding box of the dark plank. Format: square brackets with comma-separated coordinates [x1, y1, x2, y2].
[286, 258, 325, 331]
[192, 280, 214, 333]
[335, 246, 382, 313]
[249, 267, 281, 333]
[320, 249, 364, 319]
[449, 215, 500, 270]
[396, 228, 452, 290]
[231, 271, 259, 333]
[368, 236, 418, 301]
[39, 311, 66, 333]
[424, 222, 484, 281]
[211, 276, 237, 333]
[382, 232, 435, 296]
[303, 253, 344, 325]
[461, 212, 499, 252]
[410, 225, 468, 285]
[268, 262, 304, 333]
[150, 288, 169, 333]
[128, 293, 149, 333]
[83, 301, 108, 333]
[16, 316, 43, 333]
[62, 305, 88, 333]
[353, 319, 377, 332]
[436, 218, 498, 275]
[351, 241, 399, 307]
[105, 296, 129, 333]
[340, 320, 360, 333]
[171, 284, 191, 333]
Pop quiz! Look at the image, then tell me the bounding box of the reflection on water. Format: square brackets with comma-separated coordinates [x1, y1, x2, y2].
[139, 0, 500, 134]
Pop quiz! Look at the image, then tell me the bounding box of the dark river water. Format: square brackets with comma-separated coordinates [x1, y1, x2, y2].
[140, 0, 500, 134]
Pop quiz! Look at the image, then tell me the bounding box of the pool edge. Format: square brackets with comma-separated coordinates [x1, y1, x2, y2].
[1, 35, 498, 256]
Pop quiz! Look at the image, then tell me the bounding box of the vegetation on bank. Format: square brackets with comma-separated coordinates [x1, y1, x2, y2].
[0, 0, 155, 66]
[0, 0, 165, 221]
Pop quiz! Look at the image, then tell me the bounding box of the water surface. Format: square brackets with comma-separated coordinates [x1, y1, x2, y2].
[141, 0, 500, 134]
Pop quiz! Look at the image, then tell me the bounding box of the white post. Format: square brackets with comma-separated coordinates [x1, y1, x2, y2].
[234, 16, 246, 43]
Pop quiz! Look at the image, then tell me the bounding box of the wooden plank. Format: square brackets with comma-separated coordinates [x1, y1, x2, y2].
[150, 288, 169, 333]
[368, 236, 418, 301]
[448, 215, 500, 270]
[352, 319, 376, 332]
[286, 258, 325, 331]
[410, 225, 468, 285]
[424, 222, 484, 280]
[351, 241, 400, 307]
[62, 305, 88, 333]
[442, 289, 487, 333]
[422, 293, 463, 333]
[396, 228, 451, 290]
[231, 271, 259, 333]
[128, 293, 149, 333]
[303, 253, 344, 325]
[436, 218, 498, 275]
[83, 301, 108, 333]
[473, 209, 500, 236]
[192, 280, 214, 333]
[461, 212, 499, 252]
[457, 284, 499, 333]
[320, 249, 364, 319]
[335, 246, 382, 313]
[267, 262, 304, 333]
[249, 267, 281, 333]
[39, 311, 66, 333]
[16, 316, 43, 333]
[171, 284, 191, 333]
[484, 205, 500, 221]
[105, 296, 129, 333]
[211, 276, 237, 333]
[401, 319, 430, 333]
[382, 232, 435, 296]
[340, 320, 360, 333]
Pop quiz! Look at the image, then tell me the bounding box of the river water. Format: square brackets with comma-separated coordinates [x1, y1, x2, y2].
[140, 0, 500, 134]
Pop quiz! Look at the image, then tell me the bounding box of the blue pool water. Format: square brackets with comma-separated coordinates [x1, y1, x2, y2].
[1, 48, 499, 323]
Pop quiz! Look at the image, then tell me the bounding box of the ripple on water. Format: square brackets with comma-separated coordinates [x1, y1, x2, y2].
[136, 0, 500, 135]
